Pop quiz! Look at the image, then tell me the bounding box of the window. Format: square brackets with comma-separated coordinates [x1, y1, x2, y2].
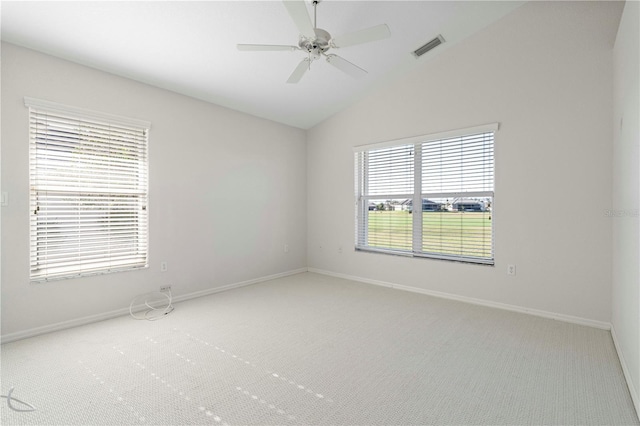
[354, 123, 497, 265]
[26, 98, 150, 281]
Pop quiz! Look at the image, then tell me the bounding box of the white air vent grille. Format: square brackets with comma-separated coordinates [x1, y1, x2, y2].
[413, 35, 445, 58]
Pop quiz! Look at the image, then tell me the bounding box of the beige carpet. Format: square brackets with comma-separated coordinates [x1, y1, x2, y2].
[1, 272, 638, 425]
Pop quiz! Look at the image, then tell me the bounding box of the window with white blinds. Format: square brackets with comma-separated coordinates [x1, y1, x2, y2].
[26, 98, 150, 282]
[354, 123, 497, 265]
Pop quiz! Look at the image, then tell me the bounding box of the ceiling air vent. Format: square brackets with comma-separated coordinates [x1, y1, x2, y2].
[412, 35, 445, 58]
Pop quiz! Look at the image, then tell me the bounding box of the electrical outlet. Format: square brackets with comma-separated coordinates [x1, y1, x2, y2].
[284, 244, 289, 253]
[160, 285, 171, 293]
[507, 264, 516, 276]
[160, 261, 168, 272]
[338, 245, 343, 254]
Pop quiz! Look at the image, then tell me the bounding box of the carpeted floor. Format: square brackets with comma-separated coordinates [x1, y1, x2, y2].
[1, 272, 638, 425]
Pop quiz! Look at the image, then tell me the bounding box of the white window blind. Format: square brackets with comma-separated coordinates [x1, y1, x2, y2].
[26, 98, 150, 281]
[355, 123, 497, 265]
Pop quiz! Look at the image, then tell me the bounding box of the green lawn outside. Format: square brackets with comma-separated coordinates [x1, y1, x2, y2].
[366, 210, 492, 258]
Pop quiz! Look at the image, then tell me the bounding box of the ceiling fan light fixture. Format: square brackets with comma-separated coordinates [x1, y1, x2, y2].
[298, 28, 331, 53]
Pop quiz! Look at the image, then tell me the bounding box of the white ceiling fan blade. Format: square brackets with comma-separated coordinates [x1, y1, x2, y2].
[237, 44, 299, 52]
[325, 55, 367, 79]
[286, 58, 310, 84]
[282, 0, 315, 40]
[331, 24, 391, 48]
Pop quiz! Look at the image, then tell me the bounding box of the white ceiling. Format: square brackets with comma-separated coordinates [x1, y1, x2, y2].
[1, 1, 524, 129]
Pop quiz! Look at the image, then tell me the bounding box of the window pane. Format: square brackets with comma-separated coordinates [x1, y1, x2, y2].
[421, 197, 493, 260]
[363, 198, 412, 252]
[422, 133, 494, 193]
[366, 145, 414, 196]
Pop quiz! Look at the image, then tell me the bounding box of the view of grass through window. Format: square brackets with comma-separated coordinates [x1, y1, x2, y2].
[367, 210, 492, 258]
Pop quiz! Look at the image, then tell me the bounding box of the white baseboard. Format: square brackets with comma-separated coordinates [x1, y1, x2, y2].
[169, 268, 308, 304]
[0, 306, 135, 345]
[307, 268, 611, 330]
[0, 268, 308, 344]
[611, 324, 640, 419]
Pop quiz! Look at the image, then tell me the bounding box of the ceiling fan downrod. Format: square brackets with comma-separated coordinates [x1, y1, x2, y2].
[313, 0, 318, 29]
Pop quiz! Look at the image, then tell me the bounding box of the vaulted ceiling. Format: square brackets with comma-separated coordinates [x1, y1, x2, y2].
[1, 1, 524, 129]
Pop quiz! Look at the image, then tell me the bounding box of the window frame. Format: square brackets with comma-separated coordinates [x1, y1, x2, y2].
[26, 97, 151, 282]
[354, 123, 498, 265]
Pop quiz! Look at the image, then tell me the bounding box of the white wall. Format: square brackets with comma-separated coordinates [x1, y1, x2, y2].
[307, 1, 621, 324]
[1, 42, 307, 338]
[612, 0, 640, 413]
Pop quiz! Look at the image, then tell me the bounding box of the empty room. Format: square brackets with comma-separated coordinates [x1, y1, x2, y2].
[1, 1, 638, 425]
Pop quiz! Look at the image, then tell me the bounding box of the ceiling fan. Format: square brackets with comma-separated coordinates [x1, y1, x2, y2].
[237, 0, 391, 83]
